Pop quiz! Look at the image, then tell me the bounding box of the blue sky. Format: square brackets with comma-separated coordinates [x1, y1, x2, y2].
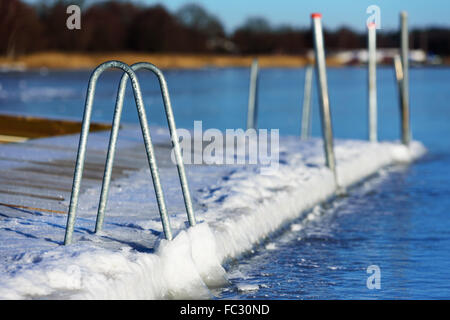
[27, 0, 450, 32]
[138, 0, 450, 31]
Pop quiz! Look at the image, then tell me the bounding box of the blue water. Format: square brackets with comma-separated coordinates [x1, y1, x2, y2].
[1, 66, 449, 299]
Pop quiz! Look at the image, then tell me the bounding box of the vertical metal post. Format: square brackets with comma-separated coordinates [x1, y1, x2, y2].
[368, 22, 378, 142]
[246, 58, 259, 130]
[301, 65, 313, 140]
[400, 11, 411, 145]
[311, 13, 337, 181]
[394, 54, 405, 138]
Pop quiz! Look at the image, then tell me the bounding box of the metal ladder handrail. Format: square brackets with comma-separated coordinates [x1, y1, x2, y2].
[63, 60, 188, 245]
[94, 62, 196, 237]
[64, 61, 146, 244]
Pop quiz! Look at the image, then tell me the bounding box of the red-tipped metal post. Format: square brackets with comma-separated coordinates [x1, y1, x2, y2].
[400, 11, 411, 145]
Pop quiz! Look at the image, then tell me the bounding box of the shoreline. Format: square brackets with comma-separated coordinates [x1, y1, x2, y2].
[1, 51, 448, 71]
[0, 52, 312, 70]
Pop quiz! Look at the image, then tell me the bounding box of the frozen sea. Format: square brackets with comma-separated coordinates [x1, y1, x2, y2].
[0, 66, 448, 299]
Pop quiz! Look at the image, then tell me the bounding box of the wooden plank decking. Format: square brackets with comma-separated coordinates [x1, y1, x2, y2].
[0, 114, 111, 143]
[0, 114, 152, 216]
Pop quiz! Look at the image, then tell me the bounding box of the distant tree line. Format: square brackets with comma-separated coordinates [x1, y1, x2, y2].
[1, 0, 449, 57]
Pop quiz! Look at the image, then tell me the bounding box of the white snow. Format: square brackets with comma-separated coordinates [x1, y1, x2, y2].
[0, 127, 426, 299]
[236, 283, 260, 292]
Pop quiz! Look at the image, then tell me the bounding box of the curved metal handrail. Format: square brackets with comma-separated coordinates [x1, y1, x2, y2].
[63, 61, 173, 244]
[94, 62, 196, 237]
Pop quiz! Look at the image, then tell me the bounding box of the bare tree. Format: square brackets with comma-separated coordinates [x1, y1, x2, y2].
[0, 0, 43, 57]
[176, 3, 225, 39]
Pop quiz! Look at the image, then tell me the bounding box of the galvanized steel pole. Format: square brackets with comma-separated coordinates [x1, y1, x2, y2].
[301, 65, 313, 140]
[368, 22, 378, 142]
[311, 13, 337, 181]
[246, 59, 259, 130]
[394, 54, 406, 140]
[400, 11, 411, 145]
[393, 55, 404, 85]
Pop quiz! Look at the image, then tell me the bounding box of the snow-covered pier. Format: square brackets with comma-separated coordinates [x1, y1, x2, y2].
[0, 125, 425, 299]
